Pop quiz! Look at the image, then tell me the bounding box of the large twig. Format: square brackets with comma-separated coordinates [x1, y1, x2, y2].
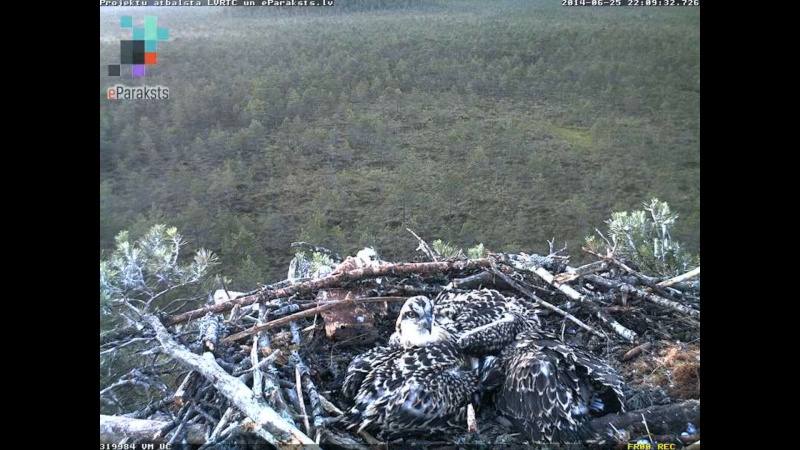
[498, 264, 638, 342]
[583, 248, 680, 298]
[488, 266, 605, 338]
[222, 296, 408, 343]
[619, 284, 700, 319]
[100, 415, 206, 444]
[657, 266, 700, 288]
[553, 260, 608, 284]
[450, 271, 514, 290]
[171, 259, 491, 325]
[142, 315, 315, 445]
[321, 430, 371, 450]
[588, 399, 700, 436]
[208, 407, 236, 442]
[595, 309, 638, 342]
[529, 265, 584, 302]
[406, 228, 437, 262]
[297, 358, 325, 440]
[318, 394, 344, 416]
[294, 365, 311, 438]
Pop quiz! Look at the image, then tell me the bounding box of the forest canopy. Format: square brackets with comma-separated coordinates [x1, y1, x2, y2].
[100, 0, 700, 291]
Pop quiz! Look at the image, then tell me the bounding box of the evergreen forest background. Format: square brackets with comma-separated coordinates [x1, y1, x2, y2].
[99, 0, 700, 290]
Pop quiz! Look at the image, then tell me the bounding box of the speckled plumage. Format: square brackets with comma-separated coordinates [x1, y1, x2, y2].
[340, 296, 486, 438]
[435, 288, 541, 355]
[341, 290, 625, 443]
[342, 339, 481, 438]
[437, 289, 625, 443]
[495, 329, 625, 443]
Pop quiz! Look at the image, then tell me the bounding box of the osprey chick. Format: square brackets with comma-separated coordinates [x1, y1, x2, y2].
[494, 329, 625, 443]
[340, 296, 486, 439]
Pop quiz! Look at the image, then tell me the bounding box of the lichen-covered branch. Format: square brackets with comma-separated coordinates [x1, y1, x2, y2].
[100, 415, 206, 445]
[141, 314, 315, 445]
[619, 284, 700, 319]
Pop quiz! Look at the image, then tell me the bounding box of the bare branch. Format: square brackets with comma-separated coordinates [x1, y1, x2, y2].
[657, 266, 700, 289]
[142, 314, 315, 445]
[488, 266, 605, 338]
[100, 415, 206, 445]
[171, 259, 492, 325]
[406, 228, 437, 262]
[223, 296, 407, 343]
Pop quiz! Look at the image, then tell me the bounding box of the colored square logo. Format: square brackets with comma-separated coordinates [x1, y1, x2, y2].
[132, 65, 146, 78]
[120, 40, 134, 64]
[145, 16, 158, 40]
[109, 16, 168, 79]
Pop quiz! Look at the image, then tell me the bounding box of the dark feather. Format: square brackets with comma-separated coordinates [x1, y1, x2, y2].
[341, 340, 481, 438]
[435, 288, 540, 355]
[495, 329, 625, 443]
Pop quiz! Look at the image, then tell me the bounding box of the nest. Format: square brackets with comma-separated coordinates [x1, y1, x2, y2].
[100, 251, 700, 449]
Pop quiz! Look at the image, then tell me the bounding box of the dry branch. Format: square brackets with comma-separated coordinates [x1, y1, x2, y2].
[142, 314, 315, 445]
[582, 274, 618, 291]
[583, 248, 684, 299]
[321, 430, 371, 450]
[619, 285, 700, 319]
[319, 394, 344, 416]
[450, 271, 513, 290]
[100, 415, 206, 444]
[507, 260, 637, 341]
[588, 399, 700, 436]
[406, 228, 437, 262]
[488, 266, 604, 338]
[530, 265, 584, 301]
[297, 357, 325, 440]
[657, 267, 700, 288]
[223, 296, 408, 343]
[100, 325, 142, 346]
[171, 259, 492, 325]
[553, 261, 608, 284]
[294, 365, 311, 437]
[208, 407, 236, 442]
[596, 309, 638, 342]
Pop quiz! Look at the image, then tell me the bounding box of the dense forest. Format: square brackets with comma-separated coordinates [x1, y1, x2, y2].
[99, 0, 700, 289]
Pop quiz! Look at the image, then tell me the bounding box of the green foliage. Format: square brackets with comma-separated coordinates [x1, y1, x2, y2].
[311, 252, 335, 272]
[467, 243, 486, 260]
[432, 239, 464, 261]
[430, 240, 487, 260]
[586, 199, 697, 276]
[100, 225, 217, 414]
[100, 224, 217, 314]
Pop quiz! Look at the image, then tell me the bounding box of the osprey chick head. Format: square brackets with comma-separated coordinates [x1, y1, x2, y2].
[396, 296, 439, 348]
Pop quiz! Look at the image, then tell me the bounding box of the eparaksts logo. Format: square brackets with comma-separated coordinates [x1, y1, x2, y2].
[107, 85, 170, 100]
[107, 15, 168, 78]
